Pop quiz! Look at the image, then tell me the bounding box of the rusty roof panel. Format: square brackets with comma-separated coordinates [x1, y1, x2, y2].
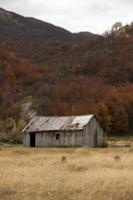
[23, 115, 94, 133]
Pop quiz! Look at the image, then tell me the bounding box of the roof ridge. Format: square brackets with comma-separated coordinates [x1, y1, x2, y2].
[33, 114, 94, 118]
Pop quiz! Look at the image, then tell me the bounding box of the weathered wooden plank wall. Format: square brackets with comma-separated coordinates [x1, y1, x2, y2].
[83, 117, 104, 147]
[24, 133, 30, 147]
[34, 130, 84, 147]
[24, 117, 105, 147]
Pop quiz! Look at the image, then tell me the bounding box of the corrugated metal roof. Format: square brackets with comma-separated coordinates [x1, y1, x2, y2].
[23, 115, 94, 133]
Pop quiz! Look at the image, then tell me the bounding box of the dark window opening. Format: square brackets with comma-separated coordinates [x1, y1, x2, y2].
[30, 133, 35, 147]
[56, 133, 60, 140]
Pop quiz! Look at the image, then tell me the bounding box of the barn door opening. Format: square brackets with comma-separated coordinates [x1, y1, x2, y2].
[55, 133, 60, 146]
[30, 133, 35, 147]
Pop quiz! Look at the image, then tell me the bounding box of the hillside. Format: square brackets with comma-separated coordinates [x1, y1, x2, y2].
[0, 8, 133, 141]
[0, 7, 101, 63]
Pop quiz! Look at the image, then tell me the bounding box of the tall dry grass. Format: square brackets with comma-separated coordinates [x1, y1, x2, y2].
[0, 147, 133, 200]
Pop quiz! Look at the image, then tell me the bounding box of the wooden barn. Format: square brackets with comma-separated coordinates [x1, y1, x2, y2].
[23, 115, 106, 147]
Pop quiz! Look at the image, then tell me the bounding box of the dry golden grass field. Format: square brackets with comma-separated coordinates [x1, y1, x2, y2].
[0, 144, 133, 200]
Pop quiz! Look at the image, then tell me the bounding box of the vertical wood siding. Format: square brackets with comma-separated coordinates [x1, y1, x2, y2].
[32, 130, 84, 147]
[83, 117, 104, 147]
[25, 133, 30, 147]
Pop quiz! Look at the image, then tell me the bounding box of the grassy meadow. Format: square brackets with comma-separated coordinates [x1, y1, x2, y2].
[0, 145, 133, 200]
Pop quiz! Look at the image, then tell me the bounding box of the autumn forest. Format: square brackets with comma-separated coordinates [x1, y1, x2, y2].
[0, 8, 133, 141]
